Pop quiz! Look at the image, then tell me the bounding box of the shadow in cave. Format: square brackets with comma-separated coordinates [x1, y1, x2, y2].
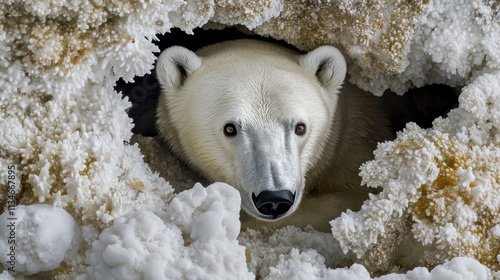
[116, 27, 460, 136]
[381, 84, 459, 133]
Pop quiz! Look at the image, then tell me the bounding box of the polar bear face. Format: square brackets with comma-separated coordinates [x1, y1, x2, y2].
[156, 40, 346, 222]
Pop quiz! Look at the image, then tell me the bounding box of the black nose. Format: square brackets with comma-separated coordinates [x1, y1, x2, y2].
[252, 190, 295, 218]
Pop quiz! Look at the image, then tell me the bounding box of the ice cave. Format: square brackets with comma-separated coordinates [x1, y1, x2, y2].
[1, 0, 499, 279]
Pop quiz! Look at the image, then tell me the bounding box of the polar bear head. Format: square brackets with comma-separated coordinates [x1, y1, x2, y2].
[156, 40, 346, 222]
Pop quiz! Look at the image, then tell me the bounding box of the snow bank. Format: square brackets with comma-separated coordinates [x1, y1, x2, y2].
[1, 0, 500, 279]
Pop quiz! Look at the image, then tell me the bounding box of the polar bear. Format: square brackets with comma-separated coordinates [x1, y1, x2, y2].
[156, 40, 393, 232]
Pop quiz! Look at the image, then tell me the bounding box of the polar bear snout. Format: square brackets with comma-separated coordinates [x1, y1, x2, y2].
[252, 190, 295, 218]
[234, 126, 304, 220]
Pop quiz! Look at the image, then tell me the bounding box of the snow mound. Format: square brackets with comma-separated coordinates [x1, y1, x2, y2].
[87, 183, 253, 280]
[0, 204, 79, 275]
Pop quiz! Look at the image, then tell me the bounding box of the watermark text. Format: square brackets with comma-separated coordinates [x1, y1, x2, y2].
[5, 165, 17, 272]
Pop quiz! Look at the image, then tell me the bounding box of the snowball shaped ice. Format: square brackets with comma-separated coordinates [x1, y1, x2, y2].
[0, 204, 79, 275]
[166, 182, 241, 241]
[87, 182, 253, 280]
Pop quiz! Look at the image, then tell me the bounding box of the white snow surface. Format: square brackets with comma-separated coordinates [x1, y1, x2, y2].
[87, 183, 253, 280]
[0, 0, 500, 279]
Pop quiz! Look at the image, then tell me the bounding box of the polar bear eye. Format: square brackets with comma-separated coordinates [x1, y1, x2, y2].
[224, 123, 237, 137]
[295, 123, 306, 135]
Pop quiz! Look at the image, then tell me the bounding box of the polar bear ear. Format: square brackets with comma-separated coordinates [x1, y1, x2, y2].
[156, 46, 202, 91]
[299, 46, 347, 91]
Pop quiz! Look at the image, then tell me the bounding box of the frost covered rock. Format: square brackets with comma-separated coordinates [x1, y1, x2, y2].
[332, 70, 500, 272]
[0, 204, 79, 275]
[0, 0, 176, 235]
[171, 0, 283, 32]
[87, 183, 253, 280]
[254, 0, 500, 95]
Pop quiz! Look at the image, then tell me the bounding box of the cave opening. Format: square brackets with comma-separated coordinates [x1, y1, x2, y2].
[381, 84, 459, 132]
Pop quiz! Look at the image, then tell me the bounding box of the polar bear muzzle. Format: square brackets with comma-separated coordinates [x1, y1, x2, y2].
[233, 124, 304, 221]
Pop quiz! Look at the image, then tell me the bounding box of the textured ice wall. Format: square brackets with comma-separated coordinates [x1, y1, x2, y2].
[1, 0, 499, 279]
[332, 71, 500, 273]
[252, 0, 500, 95]
[328, 1, 500, 274]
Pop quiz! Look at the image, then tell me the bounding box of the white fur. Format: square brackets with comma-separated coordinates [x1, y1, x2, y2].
[156, 40, 392, 232]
